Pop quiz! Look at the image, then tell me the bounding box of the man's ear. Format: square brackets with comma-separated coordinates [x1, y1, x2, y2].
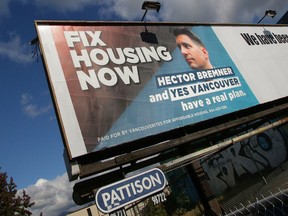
[201, 47, 209, 58]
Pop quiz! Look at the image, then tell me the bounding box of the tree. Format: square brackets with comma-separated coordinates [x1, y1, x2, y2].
[0, 170, 35, 215]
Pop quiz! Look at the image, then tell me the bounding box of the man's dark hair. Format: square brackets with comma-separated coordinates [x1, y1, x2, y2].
[173, 27, 205, 47]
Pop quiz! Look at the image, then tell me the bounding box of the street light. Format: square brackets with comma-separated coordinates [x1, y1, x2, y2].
[257, 10, 277, 24]
[141, 1, 161, 21]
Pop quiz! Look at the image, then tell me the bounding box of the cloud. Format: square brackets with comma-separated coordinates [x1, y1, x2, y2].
[21, 173, 77, 216]
[0, 0, 11, 18]
[0, 33, 34, 64]
[116, 0, 286, 23]
[1, 0, 288, 24]
[31, 0, 104, 13]
[110, 0, 142, 20]
[109, 0, 288, 23]
[20, 93, 52, 118]
[2, 0, 286, 24]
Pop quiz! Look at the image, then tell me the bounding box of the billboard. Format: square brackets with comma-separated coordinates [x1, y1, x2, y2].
[35, 21, 288, 159]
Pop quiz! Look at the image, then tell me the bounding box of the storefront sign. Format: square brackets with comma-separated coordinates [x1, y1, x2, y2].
[95, 168, 166, 213]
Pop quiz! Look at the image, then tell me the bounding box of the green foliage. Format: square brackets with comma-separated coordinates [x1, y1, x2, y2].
[0, 170, 35, 216]
[163, 193, 193, 216]
[141, 199, 168, 216]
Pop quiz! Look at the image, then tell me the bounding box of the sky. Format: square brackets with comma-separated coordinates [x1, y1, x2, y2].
[0, 0, 287, 215]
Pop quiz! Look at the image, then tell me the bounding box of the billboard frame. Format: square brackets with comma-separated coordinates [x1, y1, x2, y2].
[77, 98, 288, 178]
[34, 20, 288, 180]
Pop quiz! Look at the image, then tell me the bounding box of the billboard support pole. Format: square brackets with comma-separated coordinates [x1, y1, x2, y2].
[161, 116, 288, 172]
[187, 161, 223, 215]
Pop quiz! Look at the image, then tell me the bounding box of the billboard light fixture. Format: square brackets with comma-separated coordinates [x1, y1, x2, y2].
[30, 36, 40, 62]
[265, 10, 277, 18]
[257, 9, 277, 24]
[141, 1, 161, 21]
[30, 36, 39, 45]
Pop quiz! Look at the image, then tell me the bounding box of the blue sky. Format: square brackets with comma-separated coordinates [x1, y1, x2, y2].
[0, 0, 288, 215]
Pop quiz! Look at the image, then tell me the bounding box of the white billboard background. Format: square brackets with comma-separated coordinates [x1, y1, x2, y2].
[213, 26, 288, 102]
[37, 25, 87, 157]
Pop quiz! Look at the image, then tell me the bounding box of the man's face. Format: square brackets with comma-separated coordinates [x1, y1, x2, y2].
[176, 34, 209, 70]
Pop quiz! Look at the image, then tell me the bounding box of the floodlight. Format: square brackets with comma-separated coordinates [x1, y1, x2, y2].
[142, 1, 161, 12]
[141, 1, 161, 21]
[257, 9, 277, 24]
[265, 10, 277, 18]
